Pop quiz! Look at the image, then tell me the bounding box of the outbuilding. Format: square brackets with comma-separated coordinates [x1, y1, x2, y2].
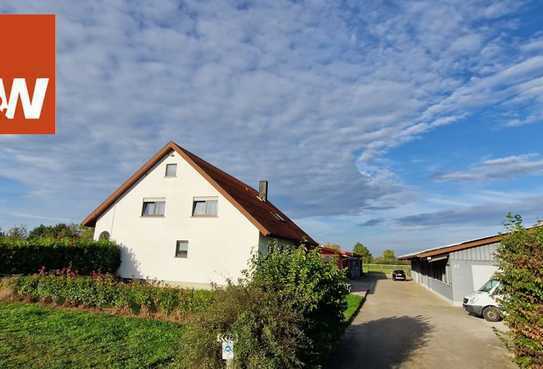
[399, 233, 504, 306]
[319, 246, 362, 279]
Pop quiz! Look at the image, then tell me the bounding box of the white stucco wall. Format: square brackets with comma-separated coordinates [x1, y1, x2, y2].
[94, 150, 261, 287]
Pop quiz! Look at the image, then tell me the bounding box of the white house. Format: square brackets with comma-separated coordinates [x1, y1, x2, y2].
[82, 141, 316, 288]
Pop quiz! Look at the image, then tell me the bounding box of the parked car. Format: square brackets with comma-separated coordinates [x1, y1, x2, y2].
[463, 277, 502, 322]
[392, 269, 406, 281]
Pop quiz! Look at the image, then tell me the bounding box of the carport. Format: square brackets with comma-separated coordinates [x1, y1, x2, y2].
[399, 233, 502, 305]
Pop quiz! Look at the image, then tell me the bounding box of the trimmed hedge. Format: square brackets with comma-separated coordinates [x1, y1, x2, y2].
[1, 274, 214, 321]
[496, 215, 543, 368]
[0, 238, 120, 275]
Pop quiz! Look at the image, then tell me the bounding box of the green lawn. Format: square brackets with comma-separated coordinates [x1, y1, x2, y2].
[363, 263, 411, 276]
[343, 293, 364, 323]
[0, 295, 364, 368]
[0, 302, 184, 369]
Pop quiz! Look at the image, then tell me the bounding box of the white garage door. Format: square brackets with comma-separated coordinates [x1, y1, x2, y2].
[471, 265, 498, 290]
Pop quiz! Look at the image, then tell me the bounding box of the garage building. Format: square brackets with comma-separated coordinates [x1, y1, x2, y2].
[399, 233, 503, 305]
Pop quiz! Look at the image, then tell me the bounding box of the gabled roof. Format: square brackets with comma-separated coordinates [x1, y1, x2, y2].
[82, 141, 317, 245]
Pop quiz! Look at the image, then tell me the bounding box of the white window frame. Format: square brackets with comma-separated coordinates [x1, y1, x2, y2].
[165, 163, 177, 177]
[175, 240, 189, 258]
[191, 196, 218, 217]
[141, 198, 166, 217]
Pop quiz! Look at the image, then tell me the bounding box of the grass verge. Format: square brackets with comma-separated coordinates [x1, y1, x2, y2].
[0, 302, 184, 369]
[343, 293, 364, 324]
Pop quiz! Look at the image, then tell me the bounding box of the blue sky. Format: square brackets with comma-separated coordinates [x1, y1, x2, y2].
[1, 0, 543, 256]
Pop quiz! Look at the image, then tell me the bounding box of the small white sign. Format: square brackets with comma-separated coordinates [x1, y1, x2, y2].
[222, 339, 234, 360]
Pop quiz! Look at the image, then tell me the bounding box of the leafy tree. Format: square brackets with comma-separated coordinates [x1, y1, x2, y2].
[79, 226, 94, 241]
[372, 249, 407, 265]
[353, 242, 372, 262]
[383, 249, 396, 261]
[6, 225, 28, 240]
[28, 223, 94, 240]
[29, 223, 77, 239]
[496, 214, 543, 368]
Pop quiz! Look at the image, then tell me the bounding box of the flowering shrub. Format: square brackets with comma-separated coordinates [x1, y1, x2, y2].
[181, 247, 350, 369]
[496, 215, 543, 368]
[0, 238, 120, 275]
[1, 273, 214, 321]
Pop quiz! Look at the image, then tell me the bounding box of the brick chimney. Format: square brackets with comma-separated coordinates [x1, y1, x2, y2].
[258, 180, 268, 202]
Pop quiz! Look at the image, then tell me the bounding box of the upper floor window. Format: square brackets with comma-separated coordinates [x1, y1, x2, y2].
[142, 198, 166, 217]
[165, 163, 177, 177]
[192, 196, 218, 217]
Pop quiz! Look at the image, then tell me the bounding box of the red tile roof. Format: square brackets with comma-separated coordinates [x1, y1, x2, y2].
[319, 246, 357, 258]
[82, 141, 317, 245]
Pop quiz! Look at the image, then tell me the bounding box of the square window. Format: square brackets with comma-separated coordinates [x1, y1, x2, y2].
[142, 199, 166, 216]
[175, 240, 188, 258]
[165, 164, 177, 177]
[192, 197, 218, 217]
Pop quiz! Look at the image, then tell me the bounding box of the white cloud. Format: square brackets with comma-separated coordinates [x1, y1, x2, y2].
[434, 154, 543, 181]
[0, 0, 541, 233]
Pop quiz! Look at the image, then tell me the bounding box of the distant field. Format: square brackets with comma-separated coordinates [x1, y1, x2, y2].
[363, 263, 411, 276]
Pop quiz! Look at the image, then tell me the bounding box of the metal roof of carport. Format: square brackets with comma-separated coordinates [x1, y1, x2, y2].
[399, 225, 542, 260]
[399, 233, 504, 260]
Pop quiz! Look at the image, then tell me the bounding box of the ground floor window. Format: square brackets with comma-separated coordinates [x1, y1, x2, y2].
[175, 240, 189, 258]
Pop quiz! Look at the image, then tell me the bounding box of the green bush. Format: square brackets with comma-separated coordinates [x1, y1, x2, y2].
[0, 238, 120, 275]
[1, 274, 214, 321]
[181, 247, 350, 369]
[496, 215, 543, 368]
[181, 282, 307, 369]
[251, 247, 350, 366]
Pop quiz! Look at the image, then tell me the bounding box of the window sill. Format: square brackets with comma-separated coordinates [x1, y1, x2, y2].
[191, 215, 218, 218]
[140, 215, 165, 218]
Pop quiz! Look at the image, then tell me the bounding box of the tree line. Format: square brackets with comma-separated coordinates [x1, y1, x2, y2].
[321, 241, 408, 265]
[0, 223, 93, 241]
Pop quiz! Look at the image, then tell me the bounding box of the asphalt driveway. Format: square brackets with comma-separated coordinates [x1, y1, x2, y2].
[329, 273, 516, 369]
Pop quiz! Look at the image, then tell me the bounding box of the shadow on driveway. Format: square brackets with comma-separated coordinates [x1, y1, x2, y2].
[328, 315, 432, 369]
[350, 272, 387, 294]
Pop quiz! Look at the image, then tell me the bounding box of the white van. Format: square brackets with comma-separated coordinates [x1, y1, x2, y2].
[462, 277, 502, 322]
